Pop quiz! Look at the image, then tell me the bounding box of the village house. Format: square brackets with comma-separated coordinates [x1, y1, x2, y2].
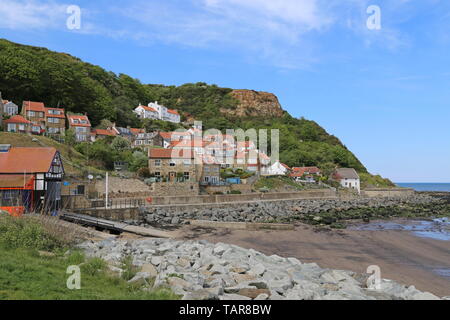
[21, 101, 46, 134]
[199, 155, 221, 186]
[332, 168, 360, 193]
[45, 107, 66, 135]
[290, 166, 321, 183]
[265, 160, 290, 176]
[1, 99, 19, 117]
[148, 148, 197, 183]
[67, 114, 91, 142]
[0, 145, 64, 216]
[90, 128, 117, 142]
[134, 104, 159, 120]
[133, 132, 164, 149]
[112, 126, 134, 140]
[21, 101, 66, 135]
[3, 115, 32, 134]
[134, 101, 181, 123]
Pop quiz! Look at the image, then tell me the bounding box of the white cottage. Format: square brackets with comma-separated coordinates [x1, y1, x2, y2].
[265, 160, 290, 176]
[332, 168, 360, 193]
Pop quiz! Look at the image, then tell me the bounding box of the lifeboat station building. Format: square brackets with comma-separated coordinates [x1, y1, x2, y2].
[0, 145, 64, 216]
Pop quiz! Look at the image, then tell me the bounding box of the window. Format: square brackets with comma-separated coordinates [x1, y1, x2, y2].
[28, 111, 35, 117]
[155, 159, 161, 166]
[7, 124, 16, 132]
[184, 172, 190, 181]
[18, 124, 25, 131]
[170, 161, 176, 167]
[183, 159, 191, 166]
[155, 172, 161, 177]
[48, 117, 59, 124]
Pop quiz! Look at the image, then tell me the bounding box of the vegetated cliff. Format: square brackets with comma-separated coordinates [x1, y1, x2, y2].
[221, 90, 285, 118]
[0, 38, 393, 186]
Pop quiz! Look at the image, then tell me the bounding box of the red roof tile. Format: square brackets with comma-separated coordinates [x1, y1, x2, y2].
[67, 115, 91, 127]
[92, 129, 116, 136]
[130, 128, 145, 135]
[167, 109, 179, 115]
[4, 115, 31, 124]
[149, 148, 194, 159]
[0, 147, 57, 173]
[23, 101, 45, 112]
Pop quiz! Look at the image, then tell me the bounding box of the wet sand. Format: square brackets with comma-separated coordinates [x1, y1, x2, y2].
[178, 222, 450, 297]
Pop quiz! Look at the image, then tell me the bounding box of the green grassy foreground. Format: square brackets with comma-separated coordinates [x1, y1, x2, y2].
[0, 215, 179, 300]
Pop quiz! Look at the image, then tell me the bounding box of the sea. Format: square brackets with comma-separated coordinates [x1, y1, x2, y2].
[396, 183, 450, 192]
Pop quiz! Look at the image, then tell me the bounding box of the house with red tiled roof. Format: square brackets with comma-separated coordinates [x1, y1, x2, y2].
[148, 148, 197, 182]
[3, 115, 32, 133]
[21, 101, 46, 134]
[91, 128, 117, 142]
[0, 145, 64, 216]
[134, 101, 181, 124]
[290, 166, 321, 183]
[67, 114, 91, 142]
[20, 101, 66, 135]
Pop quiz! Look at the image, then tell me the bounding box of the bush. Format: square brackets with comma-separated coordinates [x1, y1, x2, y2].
[229, 190, 242, 194]
[136, 167, 151, 179]
[0, 216, 63, 251]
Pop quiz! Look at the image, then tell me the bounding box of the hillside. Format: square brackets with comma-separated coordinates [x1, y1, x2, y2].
[0, 39, 393, 186]
[0, 132, 103, 176]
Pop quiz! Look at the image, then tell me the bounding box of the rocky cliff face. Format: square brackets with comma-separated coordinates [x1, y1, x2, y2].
[221, 89, 285, 118]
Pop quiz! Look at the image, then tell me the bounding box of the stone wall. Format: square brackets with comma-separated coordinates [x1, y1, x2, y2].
[361, 188, 414, 198]
[148, 189, 337, 205]
[95, 177, 152, 196]
[150, 182, 200, 196]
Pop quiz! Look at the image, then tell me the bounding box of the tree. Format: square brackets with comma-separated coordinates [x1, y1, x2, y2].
[111, 136, 131, 152]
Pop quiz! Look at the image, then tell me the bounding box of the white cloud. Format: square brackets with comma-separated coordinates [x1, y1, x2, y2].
[0, 0, 68, 29]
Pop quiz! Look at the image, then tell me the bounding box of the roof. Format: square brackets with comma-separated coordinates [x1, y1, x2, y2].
[149, 148, 194, 159]
[281, 163, 290, 169]
[167, 109, 179, 115]
[0, 174, 34, 188]
[23, 101, 45, 112]
[3, 115, 31, 124]
[333, 168, 359, 180]
[67, 114, 91, 127]
[45, 107, 65, 119]
[0, 147, 58, 173]
[292, 167, 320, 175]
[137, 105, 158, 113]
[130, 128, 145, 135]
[170, 140, 206, 148]
[158, 132, 173, 140]
[92, 129, 117, 137]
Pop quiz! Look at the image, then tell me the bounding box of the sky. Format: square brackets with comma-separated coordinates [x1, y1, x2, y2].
[0, 0, 449, 182]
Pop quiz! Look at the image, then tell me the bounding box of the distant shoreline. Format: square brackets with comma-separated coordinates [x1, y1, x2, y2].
[396, 183, 450, 192]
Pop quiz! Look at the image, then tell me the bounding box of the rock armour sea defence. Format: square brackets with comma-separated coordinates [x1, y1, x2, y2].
[139, 194, 439, 226]
[77, 238, 443, 300]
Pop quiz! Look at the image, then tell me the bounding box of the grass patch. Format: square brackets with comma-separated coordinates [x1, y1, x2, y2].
[0, 215, 179, 300]
[0, 246, 179, 300]
[254, 176, 305, 191]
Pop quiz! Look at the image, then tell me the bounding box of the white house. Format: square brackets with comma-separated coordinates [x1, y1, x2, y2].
[266, 160, 290, 176]
[134, 105, 159, 120]
[138, 101, 180, 124]
[332, 168, 360, 193]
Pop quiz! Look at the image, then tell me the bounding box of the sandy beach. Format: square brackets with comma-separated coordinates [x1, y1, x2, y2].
[178, 221, 450, 297]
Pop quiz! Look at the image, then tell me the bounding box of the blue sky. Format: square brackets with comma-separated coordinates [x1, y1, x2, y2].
[1, 0, 449, 182]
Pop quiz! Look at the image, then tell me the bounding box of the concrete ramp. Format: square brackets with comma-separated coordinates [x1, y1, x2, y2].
[60, 212, 175, 238]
